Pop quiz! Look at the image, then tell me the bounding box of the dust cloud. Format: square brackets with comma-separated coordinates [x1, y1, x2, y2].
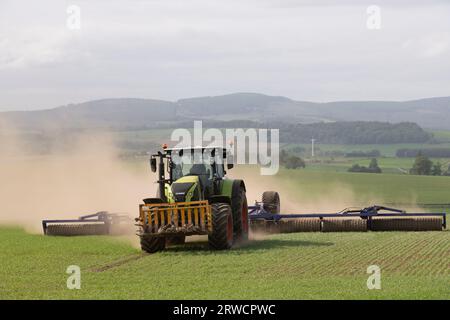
[229, 166, 386, 214]
[0, 120, 156, 235]
[230, 166, 389, 239]
[0, 120, 423, 240]
[230, 164, 426, 238]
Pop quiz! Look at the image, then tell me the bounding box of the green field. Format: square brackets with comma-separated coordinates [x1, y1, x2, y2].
[230, 167, 450, 212]
[430, 130, 450, 143]
[284, 142, 450, 158]
[302, 157, 418, 174]
[0, 227, 448, 299]
[271, 169, 450, 206]
[1, 167, 449, 300]
[281, 129, 450, 176]
[285, 157, 450, 176]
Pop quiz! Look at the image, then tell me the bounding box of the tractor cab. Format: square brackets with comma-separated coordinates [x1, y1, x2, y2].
[173, 150, 213, 196]
[150, 146, 233, 203]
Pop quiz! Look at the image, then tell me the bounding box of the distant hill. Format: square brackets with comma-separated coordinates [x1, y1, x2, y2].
[307, 97, 450, 129]
[178, 94, 450, 129]
[1, 93, 450, 130]
[0, 98, 179, 130]
[178, 93, 326, 123]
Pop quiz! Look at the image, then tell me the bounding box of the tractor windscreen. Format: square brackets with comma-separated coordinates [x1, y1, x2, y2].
[172, 163, 213, 181]
[171, 150, 214, 182]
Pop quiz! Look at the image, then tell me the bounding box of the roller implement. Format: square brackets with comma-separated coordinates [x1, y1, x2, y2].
[42, 212, 131, 236]
[41, 145, 446, 246]
[249, 191, 446, 233]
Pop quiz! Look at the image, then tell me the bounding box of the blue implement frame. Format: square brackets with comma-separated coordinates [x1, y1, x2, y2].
[248, 204, 447, 230]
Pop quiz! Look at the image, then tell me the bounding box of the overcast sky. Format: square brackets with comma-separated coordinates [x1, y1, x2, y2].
[0, 0, 449, 111]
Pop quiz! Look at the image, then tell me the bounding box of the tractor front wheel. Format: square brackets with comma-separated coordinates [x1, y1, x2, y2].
[208, 203, 234, 250]
[140, 234, 166, 253]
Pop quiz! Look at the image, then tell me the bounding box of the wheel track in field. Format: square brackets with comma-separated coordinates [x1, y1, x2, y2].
[87, 232, 449, 275]
[88, 253, 148, 272]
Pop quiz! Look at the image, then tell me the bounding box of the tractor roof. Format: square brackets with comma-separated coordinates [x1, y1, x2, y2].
[165, 146, 228, 151]
[164, 146, 229, 157]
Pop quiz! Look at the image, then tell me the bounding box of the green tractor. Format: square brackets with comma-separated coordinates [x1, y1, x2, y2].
[136, 146, 249, 253]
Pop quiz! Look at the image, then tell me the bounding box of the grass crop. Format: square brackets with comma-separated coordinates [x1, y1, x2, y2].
[0, 227, 448, 299]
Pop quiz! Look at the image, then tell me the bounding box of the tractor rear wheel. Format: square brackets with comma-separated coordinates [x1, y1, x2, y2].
[232, 188, 249, 242]
[262, 191, 280, 214]
[140, 234, 166, 253]
[208, 203, 234, 250]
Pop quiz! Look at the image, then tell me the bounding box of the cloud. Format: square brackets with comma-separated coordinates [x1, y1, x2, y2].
[402, 34, 449, 58]
[0, 0, 449, 110]
[0, 29, 69, 69]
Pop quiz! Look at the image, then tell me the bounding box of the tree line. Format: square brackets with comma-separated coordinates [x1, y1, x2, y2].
[280, 150, 306, 169]
[348, 158, 382, 173]
[396, 148, 450, 158]
[410, 153, 450, 176]
[277, 121, 432, 144]
[171, 120, 433, 145]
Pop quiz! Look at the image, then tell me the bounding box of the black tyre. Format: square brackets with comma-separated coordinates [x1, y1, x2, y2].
[370, 217, 442, 231]
[232, 187, 249, 242]
[140, 234, 166, 253]
[45, 224, 108, 236]
[208, 203, 234, 250]
[262, 191, 280, 214]
[166, 235, 186, 245]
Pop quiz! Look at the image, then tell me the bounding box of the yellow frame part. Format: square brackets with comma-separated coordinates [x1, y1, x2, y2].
[139, 200, 212, 234]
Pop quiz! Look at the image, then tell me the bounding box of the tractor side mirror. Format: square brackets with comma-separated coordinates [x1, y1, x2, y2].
[150, 158, 157, 172]
[226, 154, 234, 169]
